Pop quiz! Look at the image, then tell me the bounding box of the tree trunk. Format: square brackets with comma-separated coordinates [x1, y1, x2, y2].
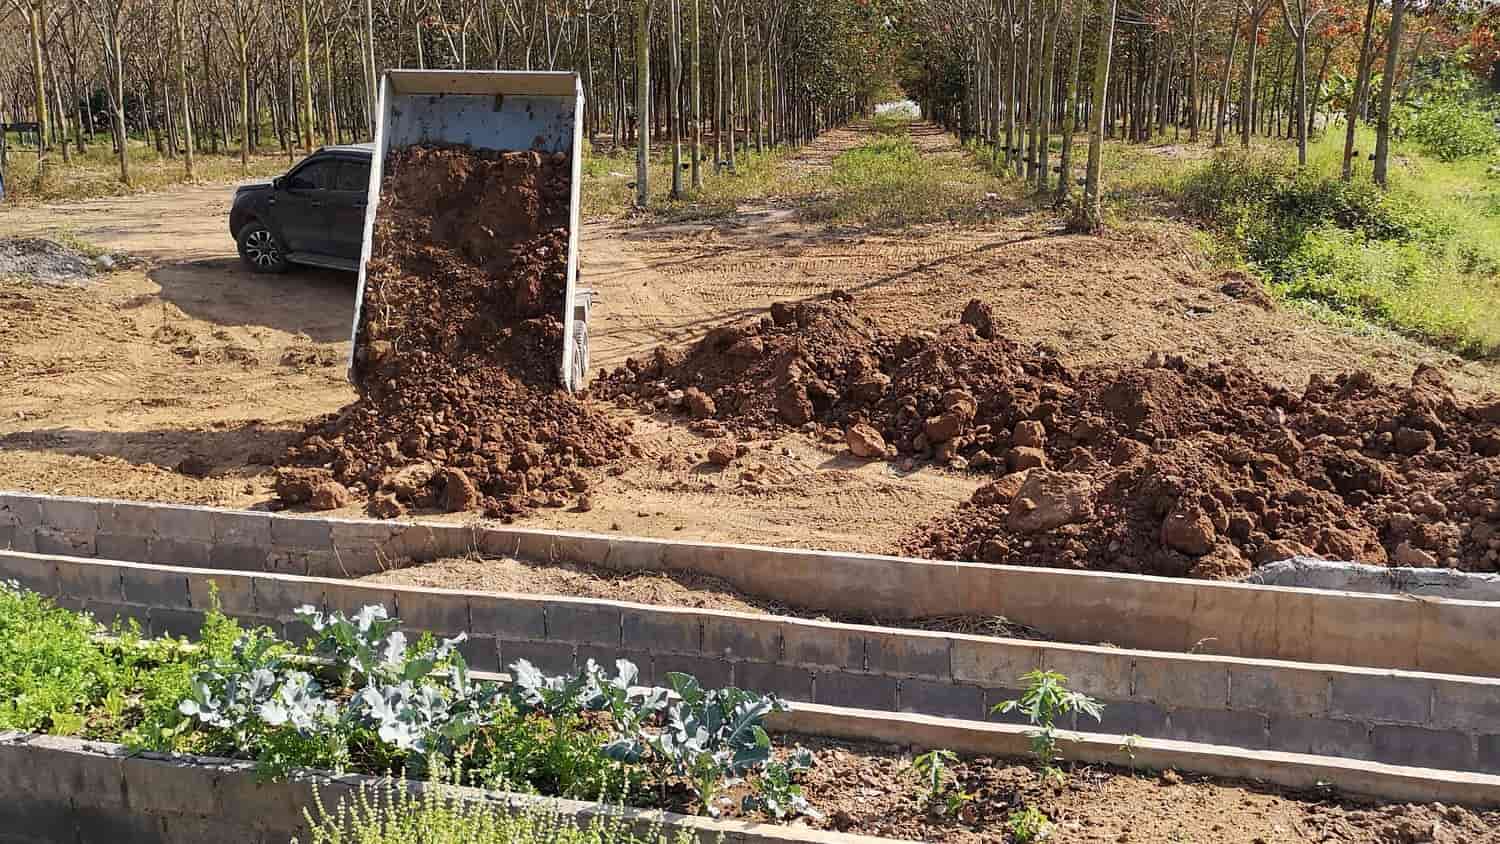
[25, 2, 49, 187]
[635, 0, 651, 207]
[1373, 0, 1405, 187]
[1035, 0, 1057, 192]
[1213, 6, 1240, 146]
[691, 0, 702, 189]
[1055, 0, 1086, 206]
[1341, 0, 1378, 179]
[299, 0, 316, 151]
[1073, 0, 1117, 233]
[670, 0, 683, 198]
[1240, 3, 1265, 148]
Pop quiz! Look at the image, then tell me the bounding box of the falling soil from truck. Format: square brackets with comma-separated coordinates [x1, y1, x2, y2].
[276, 145, 626, 518]
[597, 294, 1500, 577]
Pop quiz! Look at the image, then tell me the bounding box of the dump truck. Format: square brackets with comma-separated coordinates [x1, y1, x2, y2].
[348, 69, 592, 392]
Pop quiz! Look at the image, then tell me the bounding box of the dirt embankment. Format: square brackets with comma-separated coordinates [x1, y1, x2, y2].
[276, 145, 626, 518]
[598, 295, 1500, 577]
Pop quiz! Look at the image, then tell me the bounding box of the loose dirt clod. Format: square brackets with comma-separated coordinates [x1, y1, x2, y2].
[276, 145, 625, 518]
[599, 294, 1500, 576]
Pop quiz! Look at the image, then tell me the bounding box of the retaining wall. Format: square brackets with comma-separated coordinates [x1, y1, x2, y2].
[1248, 557, 1500, 601]
[0, 732, 885, 844]
[4, 548, 1500, 776]
[2, 491, 1497, 678]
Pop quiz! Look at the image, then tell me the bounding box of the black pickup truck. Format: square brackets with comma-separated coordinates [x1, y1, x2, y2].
[229, 144, 372, 273]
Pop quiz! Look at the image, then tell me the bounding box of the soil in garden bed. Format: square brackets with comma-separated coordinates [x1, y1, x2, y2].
[362, 553, 1051, 641]
[275, 145, 629, 519]
[770, 737, 1500, 843]
[595, 293, 1500, 578]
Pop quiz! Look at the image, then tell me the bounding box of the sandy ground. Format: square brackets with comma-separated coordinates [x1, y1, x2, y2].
[1, 123, 1496, 555]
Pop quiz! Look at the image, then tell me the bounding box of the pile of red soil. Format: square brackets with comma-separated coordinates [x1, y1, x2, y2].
[275, 145, 626, 518]
[598, 294, 1500, 576]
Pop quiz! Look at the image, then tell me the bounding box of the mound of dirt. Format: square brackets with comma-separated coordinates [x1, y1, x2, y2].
[0, 238, 95, 285]
[600, 295, 1500, 576]
[276, 145, 626, 517]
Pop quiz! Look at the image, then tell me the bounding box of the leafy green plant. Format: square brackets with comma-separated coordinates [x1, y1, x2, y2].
[993, 670, 1103, 782]
[1400, 96, 1499, 162]
[910, 748, 975, 818]
[743, 749, 819, 820]
[1007, 805, 1052, 842]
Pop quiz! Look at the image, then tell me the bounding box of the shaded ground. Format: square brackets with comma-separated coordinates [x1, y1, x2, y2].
[0, 124, 1495, 557]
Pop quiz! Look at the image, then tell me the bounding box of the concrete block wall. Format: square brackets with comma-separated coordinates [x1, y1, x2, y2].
[0, 732, 884, 844]
[4, 549, 1500, 775]
[4, 491, 1499, 678]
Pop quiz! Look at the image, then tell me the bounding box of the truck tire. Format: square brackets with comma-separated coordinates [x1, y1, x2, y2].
[237, 222, 290, 273]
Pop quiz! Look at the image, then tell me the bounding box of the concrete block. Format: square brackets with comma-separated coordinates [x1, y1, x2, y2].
[1042, 645, 1132, 700]
[1308, 593, 1421, 671]
[652, 653, 733, 690]
[469, 594, 547, 640]
[1432, 677, 1500, 733]
[426, 523, 475, 558]
[151, 815, 285, 844]
[304, 551, 356, 578]
[0, 798, 73, 843]
[864, 630, 950, 680]
[577, 646, 654, 682]
[1132, 654, 1229, 709]
[156, 505, 216, 543]
[4, 526, 37, 553]
[0, 551, 58, 595]
[1001, 571, 1197, 653]
[457, 635, 500, 672]
[390, 524, 443, 561]
[1418, 600, 1500, 677]
[148, 537, 213, 567]
[97, 501, 159, 538]
[814, 671, 898, 711]
[950, 638, 1042, 687]
[122, 754, 221, 816]
[621, 607, 701, 654]
[782, 621, 864, 671]
[270, 515, 333, 550]
[0, 493, 44, 527]
[980, 687, 1032, 726]
[188, 572, 257, 616]
[55, 559, 121, 603]
[95, 532, 151, 562]
[208, 543, 271, 571]
[87, 601, 150, 632]
[898, 679, 986, 721]
[1165, 706, 1268, 749]
[1229, 665, 1330, 717]
[33, 527, 94, 558]
[546, 600, 622, 645]
[1370, 724, 1474, 771]
[1090, 698, 1169, 739]
[328, 519, 403, 551]
[151, 607, 206, 639]
[253, 576, 325, 619]
[598, 535, 667, 571]
[1183, 581, 1280, 660]
[1329, 672, 1432, 725]
[394, 590, 470, 638]
[265, 550, 311, 576]
[325, 583, 399, 619]
[501, 639, 574, 675]
[733, 661, 813, 702]
[703, 615, 781, 663]
[1479, 735, 1500, 775]
[212, 509, 273, 547]
[120, 567, 190, 608]
[38, 497, 100, 535]
[15, 736, 128, 807]
[553, 534, 613, 568]
[1268, 716, 1374, 760]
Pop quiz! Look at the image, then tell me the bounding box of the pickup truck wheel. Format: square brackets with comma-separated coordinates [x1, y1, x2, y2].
[237, 222, 289, 273]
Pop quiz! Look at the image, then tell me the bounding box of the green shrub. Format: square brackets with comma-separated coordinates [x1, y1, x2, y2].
[1400, 97, 1499, 162]
[0, 581, 119, 733]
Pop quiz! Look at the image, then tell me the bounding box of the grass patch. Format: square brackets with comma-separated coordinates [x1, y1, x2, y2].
[581, 139, 811, 221]
[1105, 125, 1500, 358]
[3, 134, 288, 203]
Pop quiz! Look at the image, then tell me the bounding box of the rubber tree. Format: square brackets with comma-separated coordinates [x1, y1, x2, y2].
[1373, 0, 1406, 188]
[86, 0, 132, 184]
[635, 0, 651, 207]
[1239, 0, 1272, 147]
[172, 0, 196, 178]
[1339, 0, 1378, 179]
[1278, 0, 1321, 166]
[691, 0, 703, 189]
[11, 0, 51, 187]
[670, 0, 684, 198]
[298, 0, 316, 151]
[1213, 3, 1241, 147]
[1055, 0, 1086, 206]
[1071, 0, 1117, 234]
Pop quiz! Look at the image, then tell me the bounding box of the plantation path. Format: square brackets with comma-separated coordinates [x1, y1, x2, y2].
[0, 127, 1496, 554]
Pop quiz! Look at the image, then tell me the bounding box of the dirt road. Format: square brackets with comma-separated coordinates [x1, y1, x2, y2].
[1, 124, 1495, 555]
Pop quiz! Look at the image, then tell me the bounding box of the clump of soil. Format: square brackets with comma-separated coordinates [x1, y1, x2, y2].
[599, 294, 1500, 576]
[276, 145, 625, 517]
